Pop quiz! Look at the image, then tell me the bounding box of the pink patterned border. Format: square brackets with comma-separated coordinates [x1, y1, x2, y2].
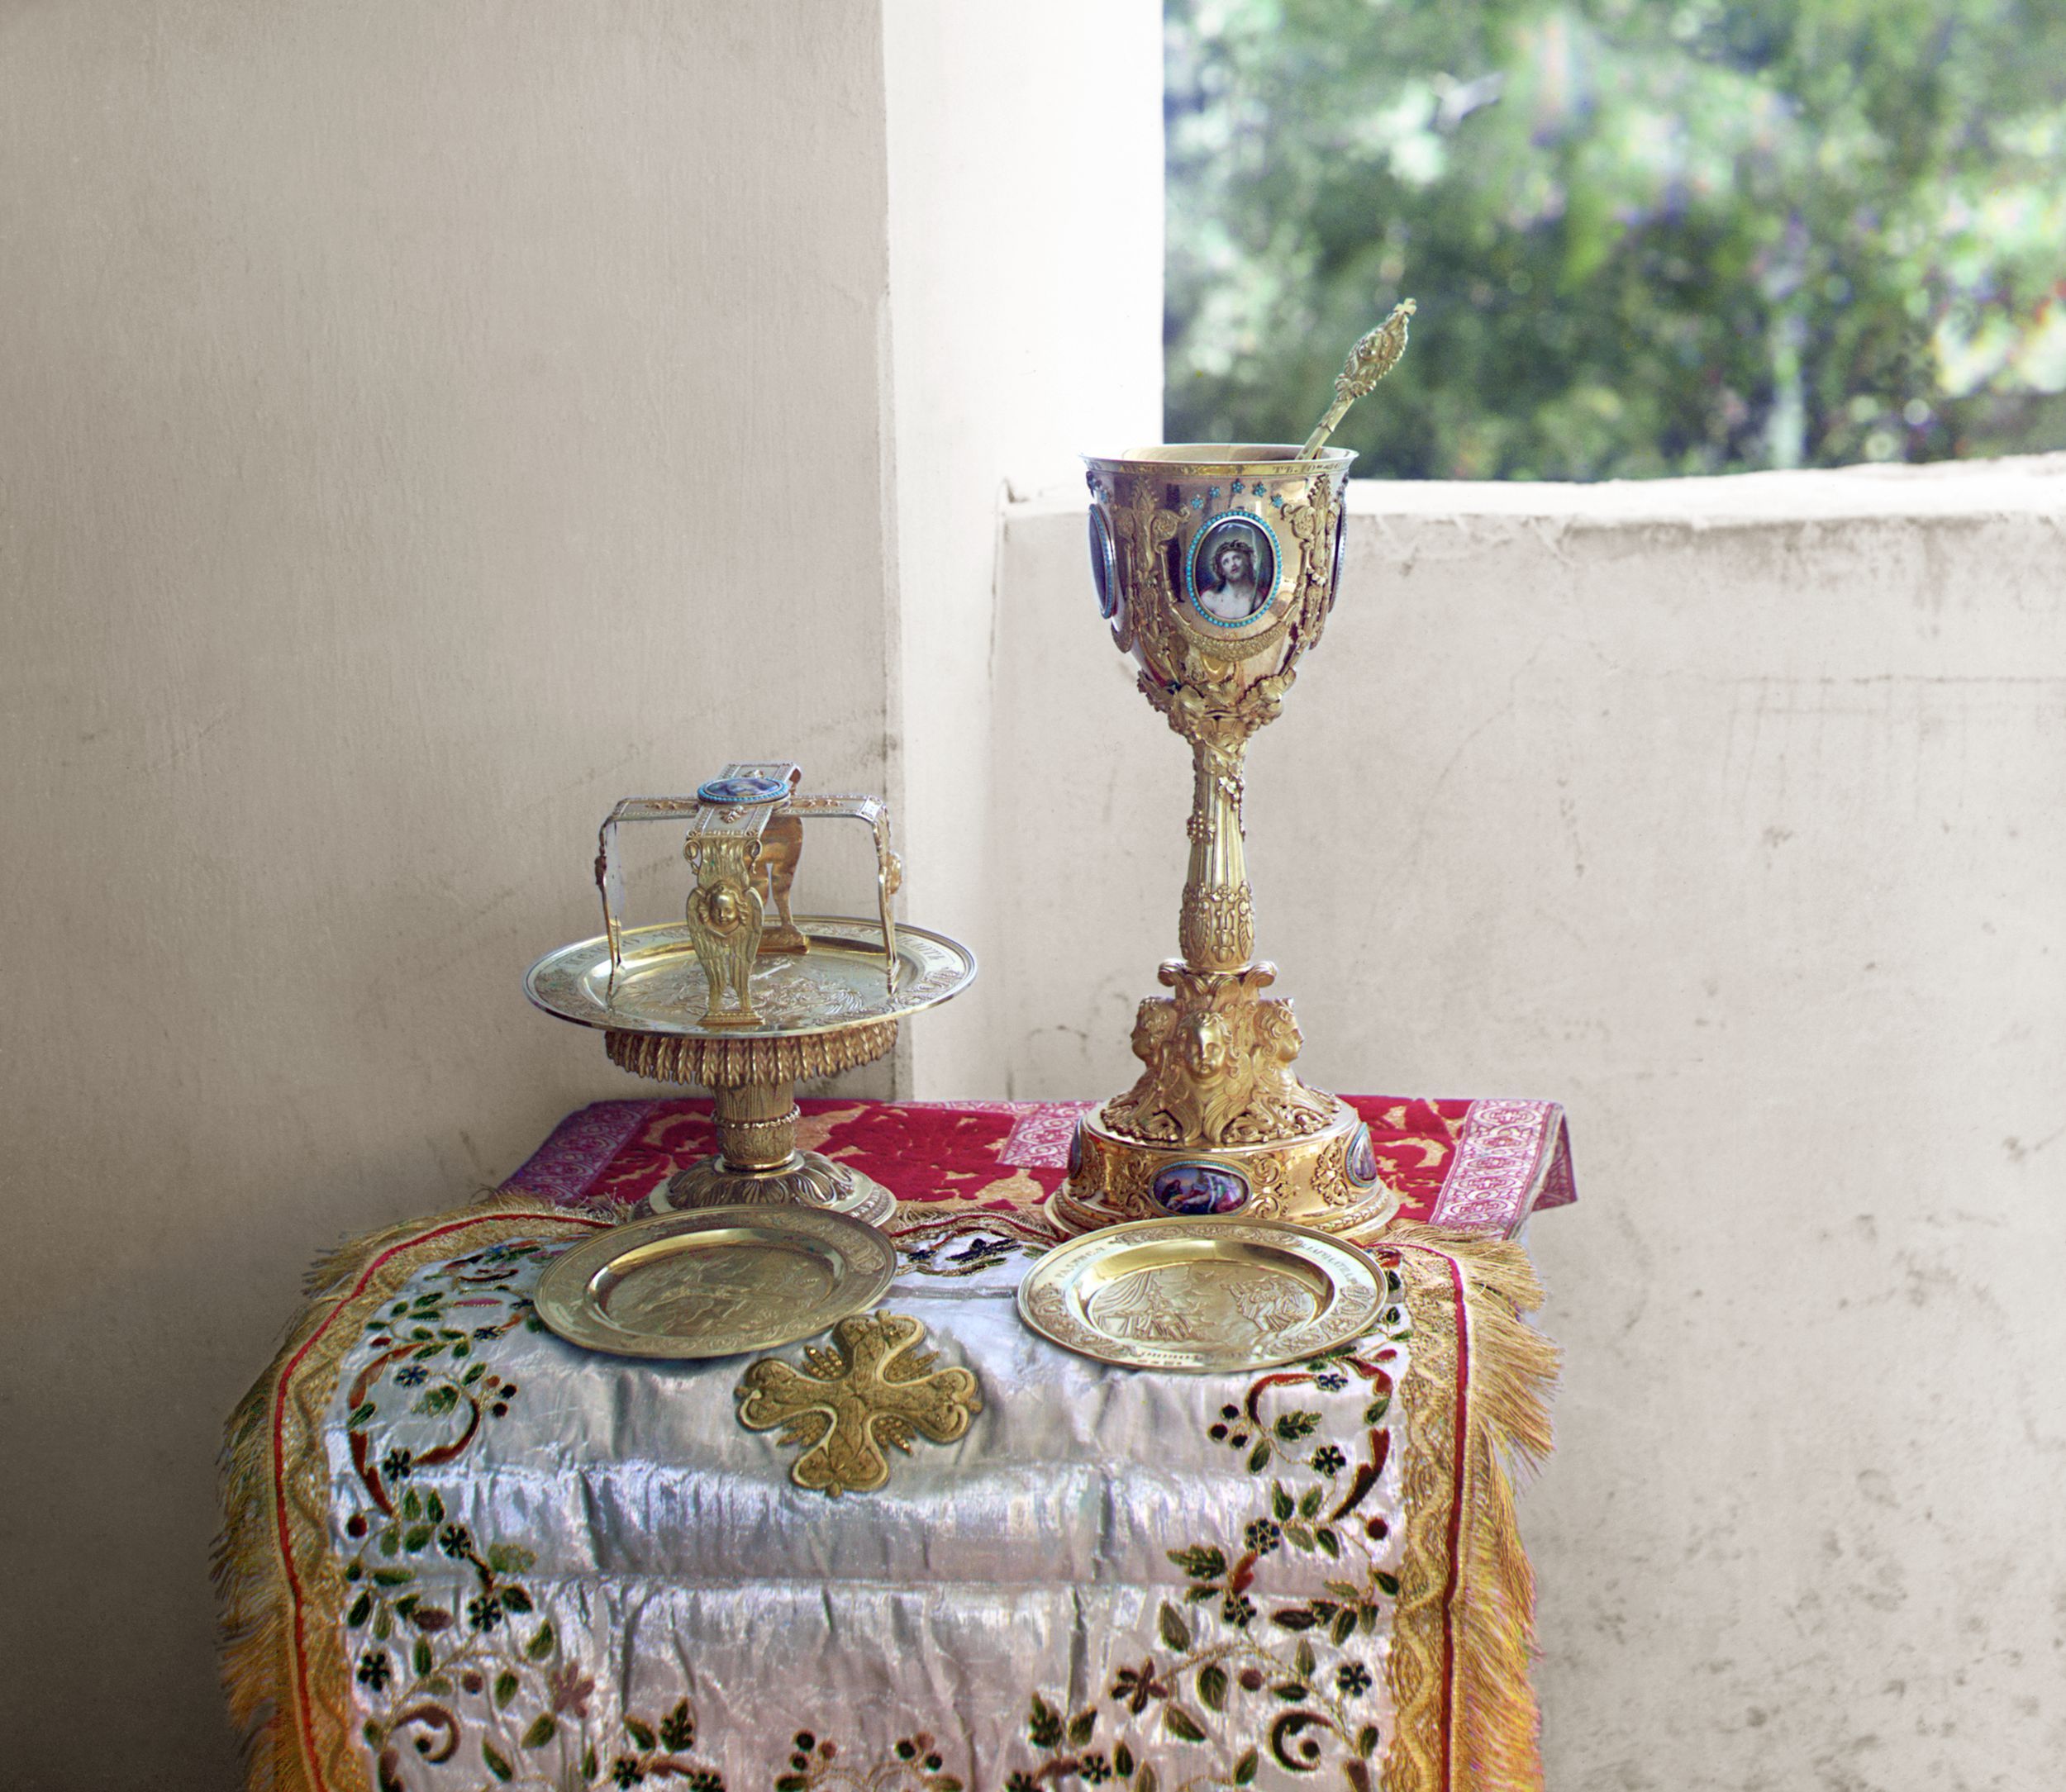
[1426, 1099, 1574, 1233]
[500, 1096, 1575, 1235]
[503, 1099, 659, 1205]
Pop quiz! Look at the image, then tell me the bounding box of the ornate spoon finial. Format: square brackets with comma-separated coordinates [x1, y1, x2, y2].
[1297, 298, 1416, 459]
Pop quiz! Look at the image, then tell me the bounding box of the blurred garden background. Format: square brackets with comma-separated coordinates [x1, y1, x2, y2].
[1165, 0, 2066, 478]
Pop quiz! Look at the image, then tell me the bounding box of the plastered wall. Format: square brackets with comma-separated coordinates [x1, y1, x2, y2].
[990, 458, 2066, 1789]
[0, 4, 907, 1784]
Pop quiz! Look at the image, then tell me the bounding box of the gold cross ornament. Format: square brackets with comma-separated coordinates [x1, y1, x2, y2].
[734, 1312, 982, 1497]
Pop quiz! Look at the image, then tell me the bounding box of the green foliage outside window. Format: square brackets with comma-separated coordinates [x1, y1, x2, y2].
[1166, 0, 2066, 478]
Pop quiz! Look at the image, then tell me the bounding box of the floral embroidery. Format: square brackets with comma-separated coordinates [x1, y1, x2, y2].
[336, 1239, 731, 1791]
[774, 1728, 964, 1791]
[1005, 1275, 1411, 1792]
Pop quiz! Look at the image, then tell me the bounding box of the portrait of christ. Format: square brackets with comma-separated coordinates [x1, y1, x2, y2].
[1188, 515, 1276, 625]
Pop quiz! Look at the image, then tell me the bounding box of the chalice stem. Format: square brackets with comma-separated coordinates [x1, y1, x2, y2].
[1178, 737, 1254, 972]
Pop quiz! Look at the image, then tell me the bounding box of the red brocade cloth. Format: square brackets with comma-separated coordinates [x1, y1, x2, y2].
[504, 1094, 1575, 1236]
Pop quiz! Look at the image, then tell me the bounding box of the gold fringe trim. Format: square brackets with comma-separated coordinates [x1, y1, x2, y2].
[213, 1194, 612, 1792]
[1379, 1224, 1559, 1792]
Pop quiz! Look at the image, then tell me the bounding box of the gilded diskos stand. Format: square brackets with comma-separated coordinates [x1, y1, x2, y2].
[526, 762, 976, 1226]
[1053, 307, 1416, 1239]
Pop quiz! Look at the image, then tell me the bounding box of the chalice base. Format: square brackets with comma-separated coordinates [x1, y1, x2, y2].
[656, 1152, 897, 1229]
[1050, 1097, 1399, 1241]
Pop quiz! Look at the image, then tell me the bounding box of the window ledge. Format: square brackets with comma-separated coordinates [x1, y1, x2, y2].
[1008, 451, 2065, 527]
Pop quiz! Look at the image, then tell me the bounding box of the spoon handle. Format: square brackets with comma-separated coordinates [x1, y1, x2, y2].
[1298, 299, 1416, 459]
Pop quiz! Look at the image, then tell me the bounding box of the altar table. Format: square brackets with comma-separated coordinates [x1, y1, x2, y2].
[219, 1096, 1571, 1792]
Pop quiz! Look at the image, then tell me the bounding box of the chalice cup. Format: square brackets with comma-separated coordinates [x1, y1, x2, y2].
[1051, 441, 1399, 1237]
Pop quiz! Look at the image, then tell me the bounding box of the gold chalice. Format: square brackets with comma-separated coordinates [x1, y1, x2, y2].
[1052, 307, 1416, 1238]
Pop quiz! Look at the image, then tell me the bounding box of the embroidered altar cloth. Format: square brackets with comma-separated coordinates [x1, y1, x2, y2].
[220, 1097, 1569, 1792]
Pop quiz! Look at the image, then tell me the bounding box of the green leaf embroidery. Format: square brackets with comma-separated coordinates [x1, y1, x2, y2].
[425, 1490, 445, 1523]
[1232, 1747, 1259, 1785]
[1135, 1766, 1159, 1792]
[1332, 1608, 1358, 1647]
[1325, 1580, 1363, 1601]
[1283, 1522, 1315, 1552]
[1272, 1410, 1320, 1443]
[659, 1698, 695, 1751]
[525, 1622, 555, 1661]
[1297, 1486, 1323, 1519]
[1067, 1710, 1096, 1747]
[1165, 1546, 1226, 1582]
[370, 1568, 413, 1587]
[626, 1717, 657, 1750]
[348, 1402, 376, 1429]
[499, 1585, 534, 1614]
[1356, 1724, 1380, 1757]
[482, 1741, 512, 1782]
[1374, 1571, 1400, 1598]
[1163, 1704, 1207, 1743]
[580, 1746, 598, 1780]
[412, 1638, 432, 1677]
[521, 1714, 556, 1750]
[1316, 1528, 1341, 1559]
[1114, 1742, 1135, 1776]
[1245, 1440, 1271, 1473]
[486, 1542, 537, 1576]
[1027, 1693, 1062, 1749]
[1270, 1483, 1294, 1521]
[416, 1386, 459, 1417]
[1364, 1395, 1390, 1424]
[345, 1591, 372, 1628]
[1197, 1663, 1228, 1712]
[402, 1489, 421, 1521]
[1294, 1638, 1316, 1680]
[402, 1526, 432, 1553]
[1159, 1603, 1192, 1651]
[493, 1671, 518, 1709]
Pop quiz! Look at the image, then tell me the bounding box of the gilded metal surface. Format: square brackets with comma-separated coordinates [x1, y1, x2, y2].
[526, 919, 974, 1040]
[1016, 1217, 1387, 1372]
[593, 768, 905, 996]
[1102, 962, 1335, 1146]
[735, 1312, 982, 1497]
[1052, 1099, 1400, 1238]
[683, 830, 767, 1024]
[659, 1152, 897, 1229]
[1298, 301, 1417, 459]
[604, 1020, 900, 1088]
[534, 1206, 896, 1361]
[1064, 335, 1417, 1239]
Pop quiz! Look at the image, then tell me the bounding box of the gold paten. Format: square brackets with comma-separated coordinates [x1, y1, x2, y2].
[735, 1311, 982, 1497]
[1060, 318, 1417, 1239]
[533, 1205, 897, 1361]
[532, 764, 974, 1227]
[1016, 1217, 1388, 1373]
